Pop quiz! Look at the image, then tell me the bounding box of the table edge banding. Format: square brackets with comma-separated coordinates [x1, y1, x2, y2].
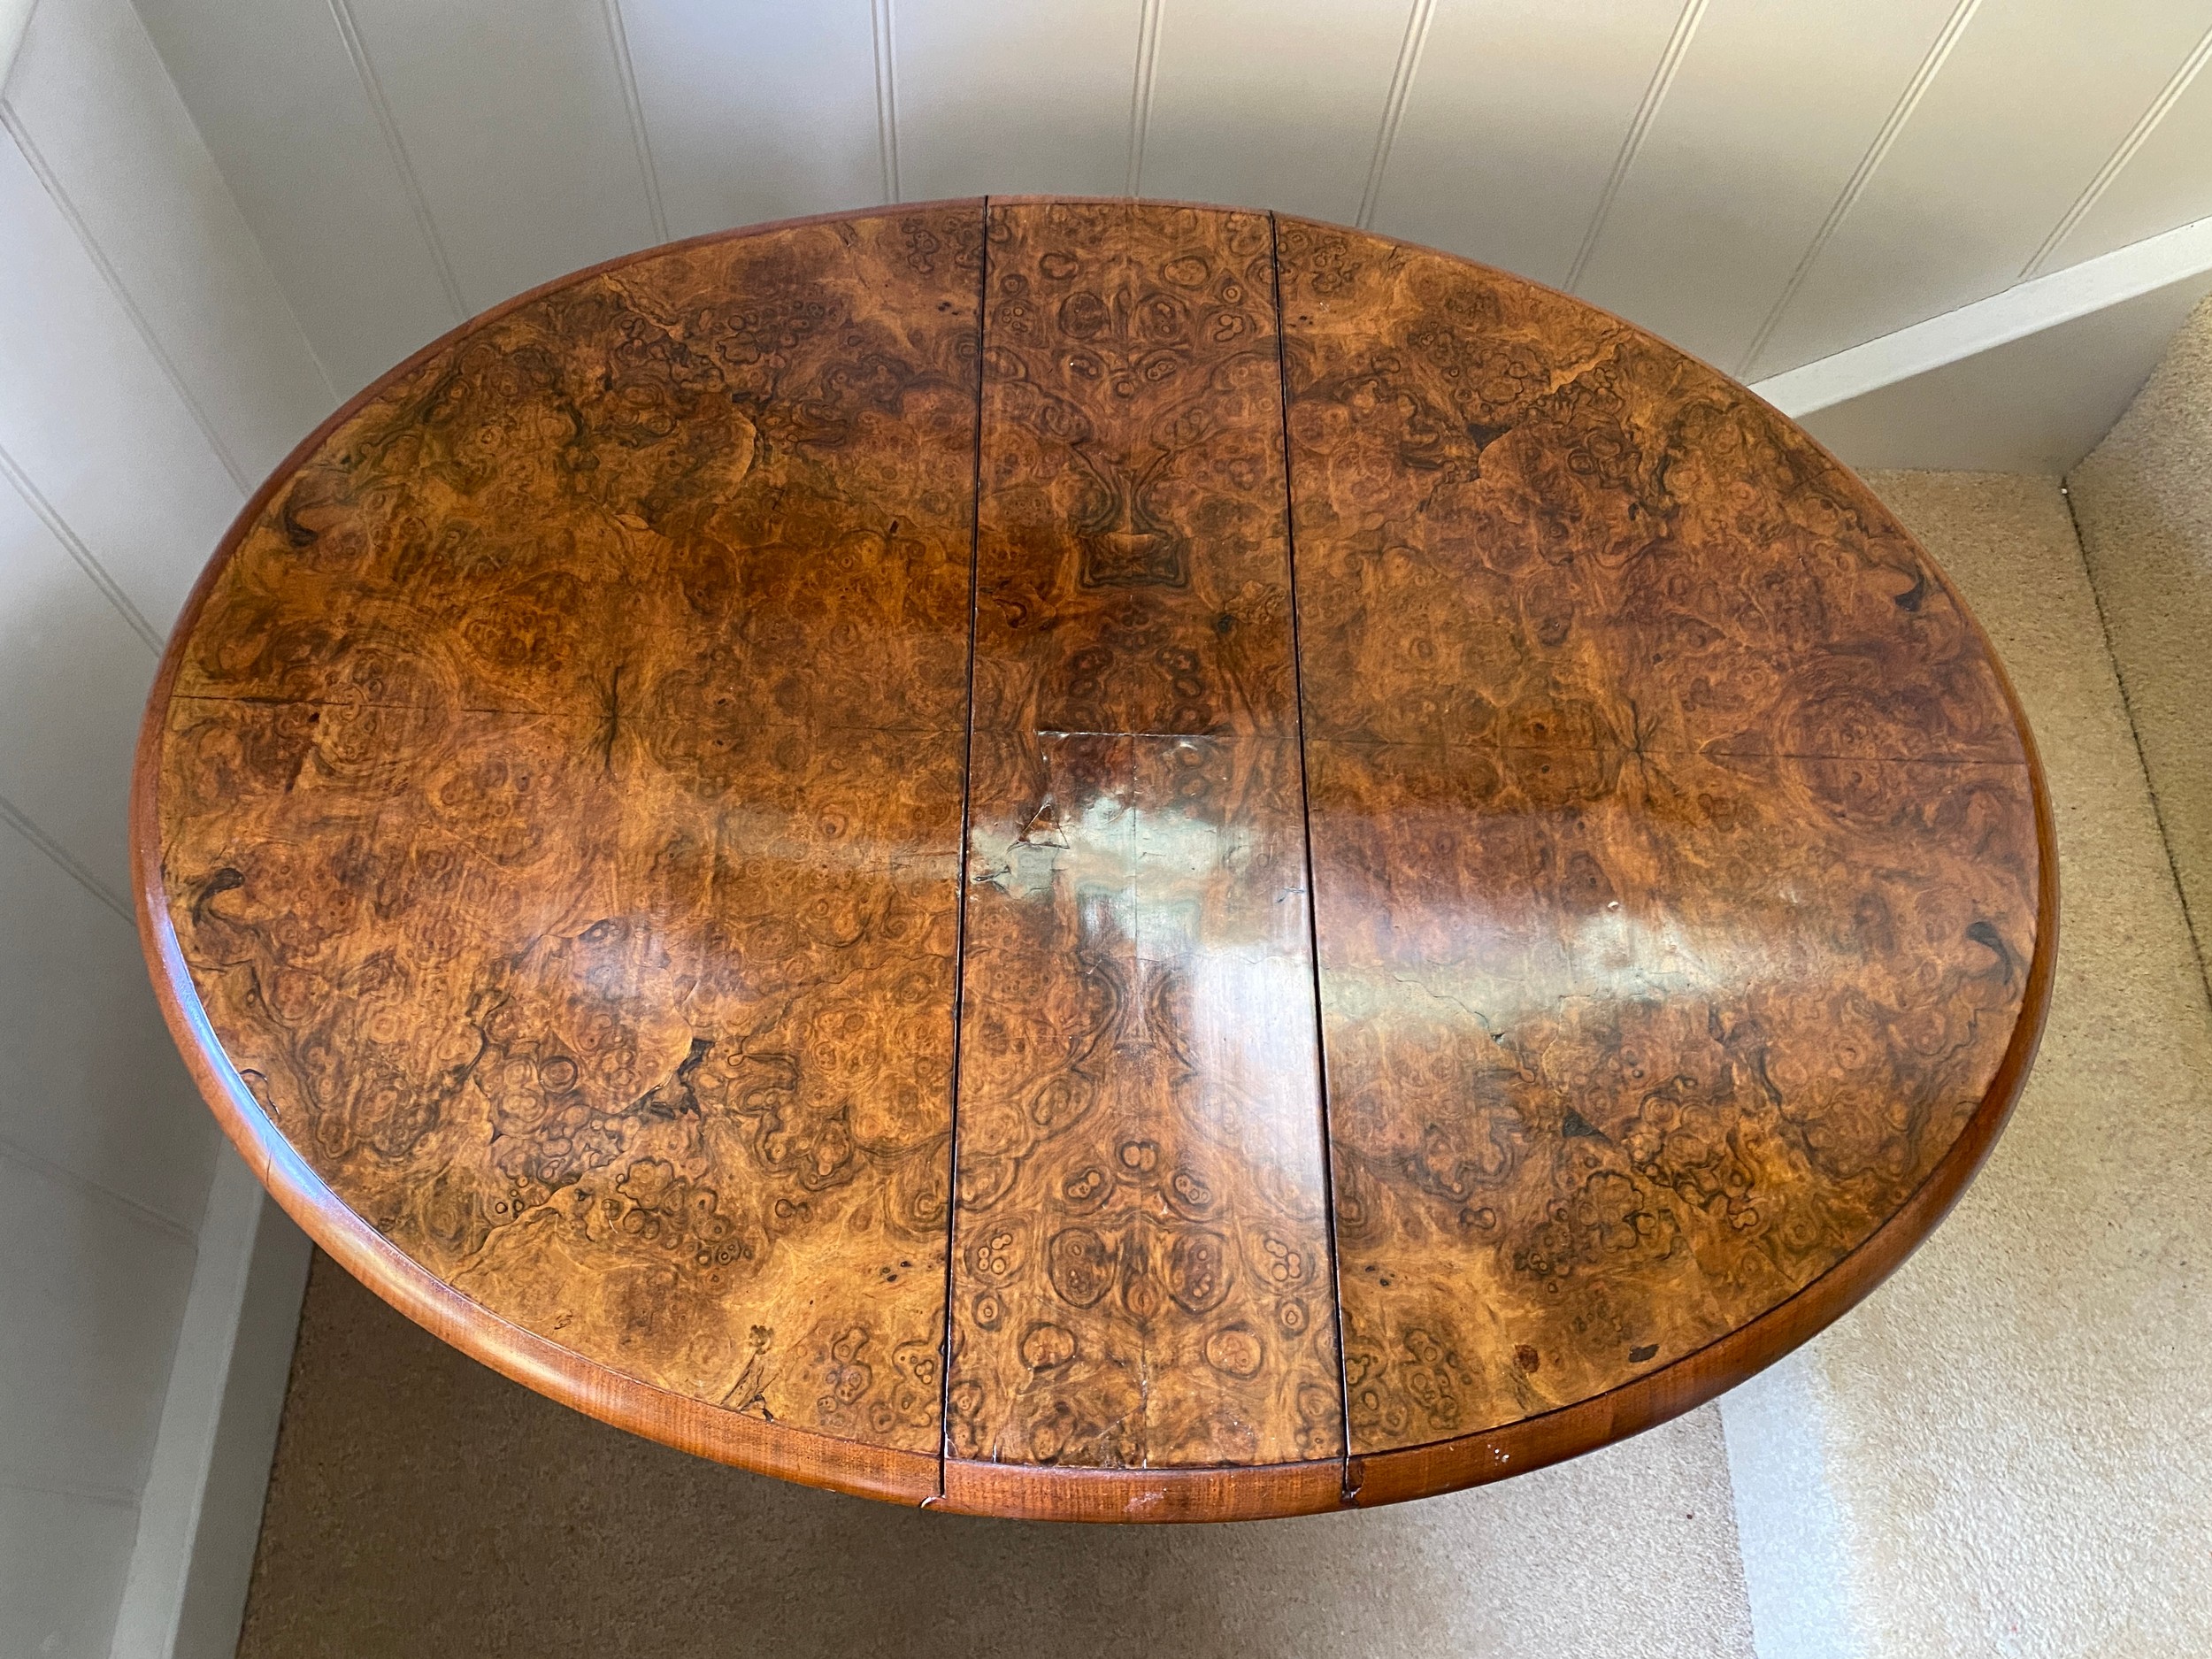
[128, 198, 2059, 1525]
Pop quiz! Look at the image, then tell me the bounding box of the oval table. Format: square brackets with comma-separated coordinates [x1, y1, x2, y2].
[134, 198, 2054, 1523]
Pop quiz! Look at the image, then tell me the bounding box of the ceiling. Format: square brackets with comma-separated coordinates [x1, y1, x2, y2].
[127, 0, 2212, 402]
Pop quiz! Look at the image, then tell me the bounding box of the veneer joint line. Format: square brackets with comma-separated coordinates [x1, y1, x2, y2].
[1268, 211, 1358, 1499]
[933, 195, 992, 1497]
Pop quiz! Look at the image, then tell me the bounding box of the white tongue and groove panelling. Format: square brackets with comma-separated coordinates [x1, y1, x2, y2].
[1564, 0, 1978, 377]
[1746, 0, 2212, 377]
[323, 0, 661, 314]
[134, 0, 2212, 405]
[2052, 29, 2212, 266]
[892, 0, 1138, 201]
[619, 1, 883, 237]
[0, 127, 243, 639]
[125, 0, 463, 397]
[0, 1, 329, 1653]
[4, 0, 330, 486]
[1136, 0, 1411, 225]
[1372, 0, 1697, 306]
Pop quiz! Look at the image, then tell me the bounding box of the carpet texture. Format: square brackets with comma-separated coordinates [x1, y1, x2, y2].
[2069, 293, 2212, 995]
[1743, 469, 2212, 1657]
[234, 1258, 1754, 1659]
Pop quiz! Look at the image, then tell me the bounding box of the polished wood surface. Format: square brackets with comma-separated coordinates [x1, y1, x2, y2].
[150, 206, 983, 1493]
[136, 198, 2052, 1522]
[949, 201, 1340, 1481]
[1276, 219, 2041, 1457]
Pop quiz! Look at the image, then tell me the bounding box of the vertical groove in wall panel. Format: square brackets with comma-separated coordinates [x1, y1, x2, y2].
[0, 1144, 202, 1502]
[871, 0, 902, 203]
[0, 793, 132, 921]
[597, 0, 668, 244]
[0, 1134, 196, 1247]
[0, 102, 250, 493]
[1737, 0, 1984, 377]
[1563, 0, 1709, 293]
[1125, 0, 1164, 196]
[0, 1475, 142, 1508]
[324, 0, 468, 319]
[0, 437, 160, 652]
[2024, 23, 2212, 280]
[1356, 0, 1435, 231]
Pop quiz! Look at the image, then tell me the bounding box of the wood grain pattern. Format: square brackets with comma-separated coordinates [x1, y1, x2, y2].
[1274, 217, 2043, 1456]
[152, 204, 985, 1471]
[946, 201, 1341, 1475]
[135, 199, 2052, 1521]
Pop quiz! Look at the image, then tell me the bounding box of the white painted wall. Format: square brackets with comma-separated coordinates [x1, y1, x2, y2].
[1757, 214, 2212, 472]
[0, 0, 330, 1653]
[125, 0, 2212, 401]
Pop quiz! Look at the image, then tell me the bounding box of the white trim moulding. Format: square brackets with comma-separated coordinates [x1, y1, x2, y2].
[107, 1148, 311, 1659]
[1752, 212, 2212, 419]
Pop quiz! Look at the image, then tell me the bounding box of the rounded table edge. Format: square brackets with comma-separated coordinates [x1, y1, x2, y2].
[127, 201, 2062, 1525]
[934, 1456, 1350, 1524]
[133, 816, 944, 1507]
[127, 211, 998, 1513]
[1343, 559, 2061, 1510]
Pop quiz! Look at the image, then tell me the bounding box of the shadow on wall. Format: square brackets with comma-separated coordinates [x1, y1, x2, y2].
[0, 472, 219, 1188]
[0, 541, 219, 1653]
[234, 1259, 1753, 1659]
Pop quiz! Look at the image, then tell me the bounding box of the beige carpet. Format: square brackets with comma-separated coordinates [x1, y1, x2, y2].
[236, 1256, 1752, 1658]
[1782, 470, 2212, 1656]
[2069, 294, 2212, 991]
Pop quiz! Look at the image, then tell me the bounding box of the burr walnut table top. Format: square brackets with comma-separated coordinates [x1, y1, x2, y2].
[135, 198, 2053, 1523]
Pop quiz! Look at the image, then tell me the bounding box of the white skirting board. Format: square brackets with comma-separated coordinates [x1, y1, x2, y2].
[1719, 1353, 1864, 1659]
[107, 1145, 311, 1659]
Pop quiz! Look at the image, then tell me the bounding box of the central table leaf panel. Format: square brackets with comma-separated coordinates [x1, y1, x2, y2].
[945, 202, 1343, 1499]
